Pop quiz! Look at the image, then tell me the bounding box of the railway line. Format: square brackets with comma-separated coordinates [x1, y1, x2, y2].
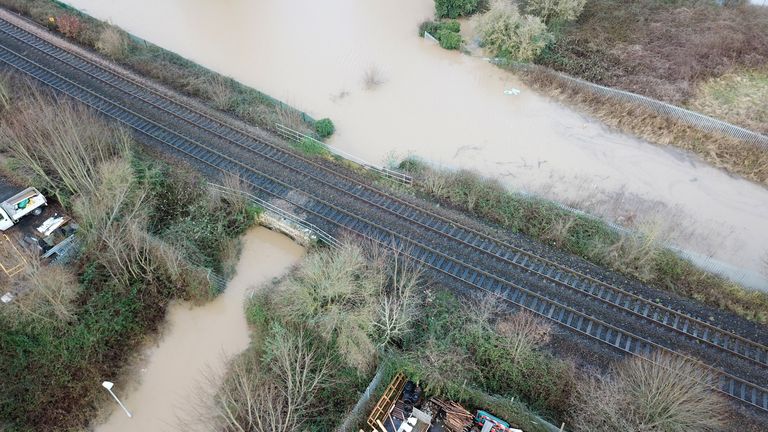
[1, 13, 767, 413]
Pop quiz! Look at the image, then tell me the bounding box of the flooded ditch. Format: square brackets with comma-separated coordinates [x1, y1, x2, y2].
[92, 227, 305, 432]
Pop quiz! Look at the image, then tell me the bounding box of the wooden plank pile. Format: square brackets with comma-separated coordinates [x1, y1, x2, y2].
[431, 398, 473, 432]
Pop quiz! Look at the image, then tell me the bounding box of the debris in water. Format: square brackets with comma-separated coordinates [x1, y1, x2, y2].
[504, 88, 521, 95]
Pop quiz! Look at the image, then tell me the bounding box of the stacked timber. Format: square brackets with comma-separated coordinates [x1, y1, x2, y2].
[431, 398, 473, 432]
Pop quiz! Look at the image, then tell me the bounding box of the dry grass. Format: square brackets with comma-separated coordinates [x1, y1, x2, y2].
[539, 1, 768, 105]
[689, 69, 768, 135]
[0, 250, 80, 328]
[571, 353, 727, 432]
[0, 88, 131, 201]
[95, 25, 129, 60]
[522, 69, 768, 185]
[0, 74, 10, 110]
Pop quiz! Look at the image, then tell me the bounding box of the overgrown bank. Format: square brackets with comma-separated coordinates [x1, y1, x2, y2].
[214, 241, 729, 432]
[0, 76, 258, 430]
[0, 0, 322, 135]
[399, 158, 768, 323]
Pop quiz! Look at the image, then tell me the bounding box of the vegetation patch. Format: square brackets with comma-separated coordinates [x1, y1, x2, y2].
[435, 0, 479, 19]
[399, 158, 768, 323]
[0, 79, 258, 431]
[689, 69, 768, 135]
[315, 117, 336, 139]
[534, 0, 768, 114]
[420, 20, 463, 50]
[477, 2, 552, 62]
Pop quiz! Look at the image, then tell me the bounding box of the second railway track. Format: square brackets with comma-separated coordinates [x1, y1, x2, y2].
[1, 13, 767, 412]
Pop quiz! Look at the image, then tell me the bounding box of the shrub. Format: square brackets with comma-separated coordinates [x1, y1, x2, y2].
[478, 4, 552, 62]
[522, 0, 586, 25]
[55, 14, 82, 39]
[294, 137, 331, 157]
[314, 118, 335, 139]
[435, 0, 479, 19]
[571, 353, 726, 432]
[95, 25, 130, 60]
[437, 28, 462, 50]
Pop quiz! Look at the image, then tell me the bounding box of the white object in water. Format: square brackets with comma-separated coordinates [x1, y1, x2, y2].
[102, 381, 132, 418]
[504, 88, 521, 95]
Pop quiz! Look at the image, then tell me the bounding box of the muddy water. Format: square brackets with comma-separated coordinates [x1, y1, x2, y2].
[93, 228, 304, 432]
[64, 0, 768, 287]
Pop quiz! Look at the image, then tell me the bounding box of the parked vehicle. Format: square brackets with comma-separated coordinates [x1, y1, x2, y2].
[0, 187, 47, 231]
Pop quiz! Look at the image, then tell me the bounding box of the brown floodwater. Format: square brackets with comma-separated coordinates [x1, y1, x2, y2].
[63, 0, 768, 288]
[92, 227, 305, 432]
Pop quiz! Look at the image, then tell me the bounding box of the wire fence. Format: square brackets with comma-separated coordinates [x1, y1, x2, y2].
[274, 123, 414, 186]
[494, 60, 768, 151]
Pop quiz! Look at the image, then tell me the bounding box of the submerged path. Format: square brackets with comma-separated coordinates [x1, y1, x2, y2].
[1, 13, 767, 414]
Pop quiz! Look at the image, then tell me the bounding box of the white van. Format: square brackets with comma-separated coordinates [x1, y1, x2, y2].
[0, 187, 47, 231]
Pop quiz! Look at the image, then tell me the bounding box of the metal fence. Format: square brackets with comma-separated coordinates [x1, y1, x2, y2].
[274, 123, 414, 186]
[495, 60, 768, 151]
[208, 182, 341, 248]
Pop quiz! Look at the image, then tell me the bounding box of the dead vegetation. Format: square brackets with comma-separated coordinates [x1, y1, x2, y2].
[520, 69, 768, 185]
[0, 90, 132, 201]
[0, 250, 80, 327]
[94, 25, 130, 60]
[571, 353, 727, 432]
[363, 65, 386, 90]
[537, 1, 768, 107]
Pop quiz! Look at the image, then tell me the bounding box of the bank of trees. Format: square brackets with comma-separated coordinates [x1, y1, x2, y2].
[0, 78, 257, 430]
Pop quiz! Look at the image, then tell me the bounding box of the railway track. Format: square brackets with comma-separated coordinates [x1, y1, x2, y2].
[1, 14, 767, 412]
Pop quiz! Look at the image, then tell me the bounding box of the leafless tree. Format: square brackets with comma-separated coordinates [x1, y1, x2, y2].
[372, 244, 423, 346]
[211, 324, 333, 432]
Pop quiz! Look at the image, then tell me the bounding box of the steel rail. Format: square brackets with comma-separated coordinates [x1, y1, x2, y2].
[1, 33, 767, 411]
[1, 19, 764, 370]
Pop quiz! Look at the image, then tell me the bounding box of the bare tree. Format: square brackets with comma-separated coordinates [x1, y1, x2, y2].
[372, 245, 423, 346]
[496, 310, 552, 361]
[212, 324, 333, 432]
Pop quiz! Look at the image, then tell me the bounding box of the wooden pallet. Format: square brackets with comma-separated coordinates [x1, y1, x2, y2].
[367, 372, 407, 431]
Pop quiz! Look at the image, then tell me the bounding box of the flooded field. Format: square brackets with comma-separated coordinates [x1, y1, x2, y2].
[63, 0, 768, 287]
[92, 228, 305, 432]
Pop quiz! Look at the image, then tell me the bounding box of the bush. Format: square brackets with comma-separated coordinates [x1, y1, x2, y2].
[420, 20, 462, 50]
[571, 353, 726, 432]
[435, 0, 479, 19]
[55, 14, 82, 39]
[314, 118, 335, 139]
[478, 4, 552, 62]
[522, 0, 586, 25]
[294, 137, 331, 157]
[95, 25, 129, 60]
[437, 28, 462, 50]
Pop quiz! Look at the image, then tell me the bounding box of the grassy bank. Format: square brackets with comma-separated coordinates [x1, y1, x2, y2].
[519, 67, 768, 185]
[0, 0, 317, 134]
[536, 0, 768, 123]
[0, 77, 258, 430]
[399, 158, 768, 323]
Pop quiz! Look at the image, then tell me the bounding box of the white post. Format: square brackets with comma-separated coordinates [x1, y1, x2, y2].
[101, 381, 132, 418]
